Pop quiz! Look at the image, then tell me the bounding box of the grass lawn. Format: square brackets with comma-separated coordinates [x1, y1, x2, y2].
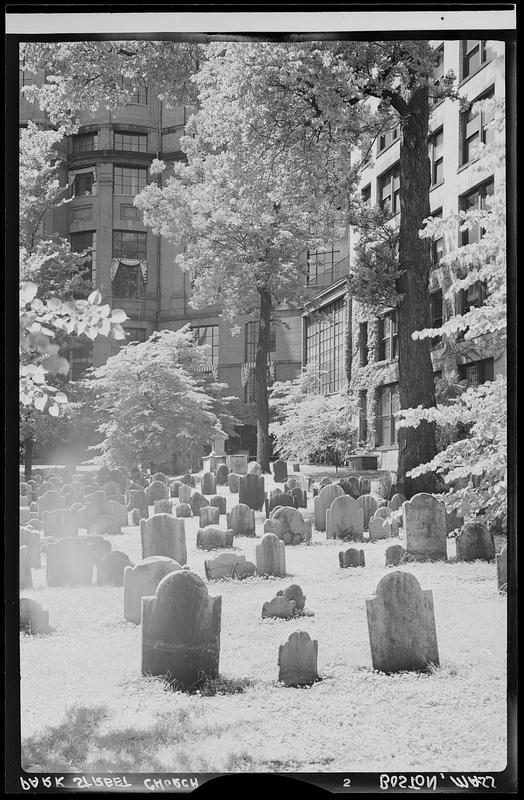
[20, 476, 507, 774]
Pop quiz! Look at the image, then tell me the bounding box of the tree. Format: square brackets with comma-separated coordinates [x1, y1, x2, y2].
[83, 327, 238, 472]
[397, 98, 506, 529]
[269, 366, 357, 465]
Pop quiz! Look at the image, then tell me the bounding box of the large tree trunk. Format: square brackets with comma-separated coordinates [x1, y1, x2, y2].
[396, 86, 437, 497]
[255, 286, 272, 472]
[24, 437, 34, 481]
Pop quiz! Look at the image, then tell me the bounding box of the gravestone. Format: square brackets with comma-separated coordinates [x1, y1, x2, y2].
[80, 483, 98, 497]
[46, 537, 94, 587]
[126, 489, 148, 520]
[20, 507, 30, 524]
[20, 482, 31, 498]
[266, 490, 295, 517]
[239, 473, 265, 511]
[153, 499, 172, 515]
[79, 534, 112, 558]
[368, 517, 396, 542]
[38, 490, 64, 520]
[20, 495, 29, 508]
[496, 544, 507, 592]
[280, 584, 306, 611]
[43, 508, 78, 540]
[278, 631, 318, 687]
[319, 477, 332, 488]
[20, 527, 41, 568]
[446, 509, 465, 534]
[175, 503, 192, 518]
[96, 551, 134, 587]
[142, 570, 221, 690]
[339, 548, 365, 568]
[20, 598, 53, 634]
[227, 473, 241, 494]
[284, 478, 300, 492]
[227, 504, 256, 537]
[387, 493, 406, 512]
[226, 454, 248, 475]
[131, 509, 142, 525]
[338, 477, 361, 499]
[455, 522, 495, 562]
[272, 459, 288, 483]
[190, 491, 208, 517]
[404, 493, 447, 562]
[231, 561, 257, 580]
[152, 472, 168, 485]
[170, 480, 182, 498]
[357, 494, 379, 531]
[146, 480, 169, 505]
[262, 596, 295, 619]
[196, 526, 235, 550]
[216, 464, 229, 485]
[20, 546, 32, 589]
[290, 488, 307, 509]
[124, 556, 183, 624]
[210, 495, 227, 515]
[204, 553, 246, 581]
[373, 507, 392, 520]
[178, 484, 192, 505]
[314, 484, 344, 532]
[87, 513, 122, 537]
[256, 533, 286, 577]
[366, 571, 439, 673]
[247, 461, 262, 476]
[102, 481, 123, 499]
[30, 502, 38, 514]
[358, 477, 371, 495]
[293, 463, 301, 472]
[326, 495, 363, 541]
[108, 500, 128, 527]
[385, 544, 407, 567]
[201, 472, 217, 496]
[200, 506, 220, 527]
[141, 514, 187, 565]
[181, 473, 195, 487]
[264, 506, 312, 545]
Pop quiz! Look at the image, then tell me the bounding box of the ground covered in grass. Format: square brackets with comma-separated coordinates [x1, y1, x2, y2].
[20, 473, 507, 774]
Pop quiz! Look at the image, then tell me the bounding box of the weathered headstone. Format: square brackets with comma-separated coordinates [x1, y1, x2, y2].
[284, 478, 300, 492]
[272, 459, 288, 483]
[178, 484, 192, 505]
[87, 513, 122, 537]
[338, 477, 361, 499]
[20, 597, 53, 634]
[196, 526, 235, 550]
[38, 490, 64, 520]
[455, 522, 495, 562]
[146, 480, 169, 505]
[496, 544, 507, 592]
[326, 495, 363, 541]
[266, 490, 295, 517]
[79, 534, 112, 558]
[170, 480, 182, 498]
[200, 505, 220, 527]
[385, 544, 407, 567]
[153, 499, 172, 515]
[262, 596, 295, 619]
[20, 527, 41, 568]
[278, 631, 318, 686]
[175, 503, 192, 518]
[216, 464, 229, 485]
[30, 501, 38, 514]
[96, 550, 134, 586]
[227, 503, 256, 537]
[280, 584, 306, 611]
[319, 477, 332, 488]
[201, 472, 217, 496]
[446, 509, 465, 534]
[140, 514, 187, 564]
[43, 508, 78, 540]
[404, 493, 447, 562]
[247, 461, 262, 475]
[339, 548, 365, 568]
[314, 484, 344, 532]
[210, 495, 227, 515]
[190, 491, 208, 517]
[358, 477, 371, 495]
[152, 472, 168, 485]
[19, 506, 30, 524]
[226, 454, 248, 475]
[264, 506, 312, 545]
[387, 493, 406, 512]
[46, 537, 94, 587]
[256, 533, 286, 577]
[131, 509, 142, 525]
[124, 556, 183, 624]
[181, 473, 195, 487]
[290, 487, 307, 509]
[20, 546, 32, 589]
[373, 507, 392, 520]
[108, 500, 128, 527]
[231, 561, 257, 580]
[227, 473, 241, 494]
[239, 473, 265, 511]
[20, 481, 31, 498]
[126, 489, 148, 520]
[368, 516, 396, 542]
[20, 495, 29, 508]
[204, 553, 246, 581]
[102, 481, 123, 499]
[142, 570, 221, 690]
[366, 571, 439, 673]
[357, 494, 379, 531]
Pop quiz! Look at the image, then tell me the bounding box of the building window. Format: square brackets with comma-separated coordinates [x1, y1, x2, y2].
[430, 208, 444, 268]
[358, 390, 367, 444]
[192, 325, 219, 369]
[113, 131, 148, 152]
[69, 168, 96, 197]
[376, 383, 400, 446]
[377, 126, 400, 155]
[457, 281, 487, 315]
[430, 289, 443, 347]
[359, 322, 368, 366]
[461, 40, 496, 80]
[70, 231, 96, 284]
[458, 358, 494, 387]
[120, 76, 148, 105]
[111, 264, 146, 299]
[378, 164, 400, 215]
[429, 128, 444, 186]
[111, 231, 147, 299]
[112, 230, 147, 260]
[460, 87, 495, 166]
[432, 44, 445, 103]
[67, 344, 93, 381]
[377, 312, 398, 361]
[460, 179, 494, 245]
[244, 321, 277, 402]
[72, 132, 98, 153]
[361, 184, 371, 206]
[307, 246, 342, 287]
[305, 298, 347, 396]
[113, 165, 147, 196]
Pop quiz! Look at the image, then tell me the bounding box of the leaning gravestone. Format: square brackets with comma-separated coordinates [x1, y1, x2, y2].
[140, 514, 187, 565]
[46, 537, 94, 587]
[96, 551, 134, 587]
[201, 472, 217, 496]
[496, 544, 507, 592]
[272, 459, 288, 483]
[200, 506, 220, 528]
[43, 508, 78, 540]
[153, 499, 172, 515]
[227, 504, 256, 537]
[262, 595, 295, 619]
[175, 503, 192, 518]
[339, 548, 365, 568]
[216, 464, 229, 485]
[239, 473, 265, 511]
[190, 491, 208, 517]
[210, 495, 226, 516]
[124, 556, 183, 624]
[20, 546, 32, 589]
[38, 490, 64, 520]
[196, 526, 234, 550]
[387, 493, 406, 512]
[20, 598, 53, 634]
[264, 506, 312, 545]
[404, 493, 447, 562]
[256, 533, 286, 577]
[20, 527, 41, 568]
[278, 631, 318, 687]
[226, 454, 248, 475]
[178, 484, 192, 505]
[142, 570, 222, 690]
[366, 571, 439, 673]
[146, 480, 169, 505]
[357, 495, 379, 531]
[455, 522, 495, 562]
[227, 473, 241, 494]
[204, 553, 246, 581]
[314, 484, 344, 532]
[247, 461, 262, 475]
[326, 495, 363, 541]
[385, 544, 407, 567]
